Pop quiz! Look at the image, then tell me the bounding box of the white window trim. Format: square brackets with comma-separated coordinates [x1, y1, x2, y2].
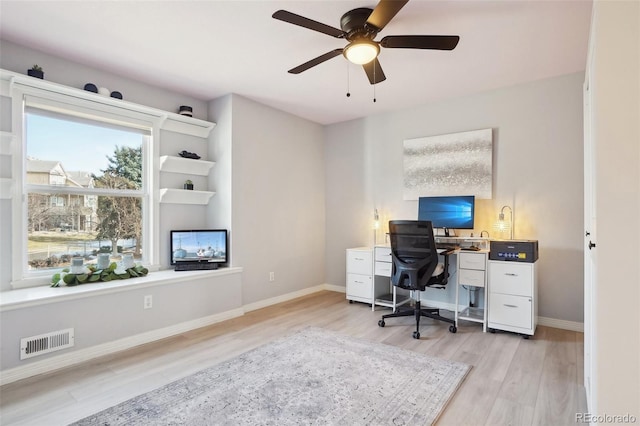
[1, 69, 216, 291]
[9, 86, 161, 289]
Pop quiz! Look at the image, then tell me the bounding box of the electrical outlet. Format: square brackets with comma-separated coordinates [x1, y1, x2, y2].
[144, 295, 153, 309]
[269, 272, 275, 282]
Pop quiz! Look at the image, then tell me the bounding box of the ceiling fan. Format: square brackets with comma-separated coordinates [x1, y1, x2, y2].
[272, 0, 460, 85]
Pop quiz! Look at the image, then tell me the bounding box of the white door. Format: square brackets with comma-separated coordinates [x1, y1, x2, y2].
[583, 61, 597, 410]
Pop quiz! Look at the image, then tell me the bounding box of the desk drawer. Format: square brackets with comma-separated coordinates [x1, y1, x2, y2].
[489, 293, 532, 329]
[374, 261, 392, 277]
[459, 252, 486, 270]
[489, 262, 533, 296]
[375, 246, 392, 262]
[347, 273, 372, 299]
[459, 268, 485, 287]
[347, 250, 372, 275]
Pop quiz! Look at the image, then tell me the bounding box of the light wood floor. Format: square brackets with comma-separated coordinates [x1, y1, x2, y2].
[0, 291, 587, 425]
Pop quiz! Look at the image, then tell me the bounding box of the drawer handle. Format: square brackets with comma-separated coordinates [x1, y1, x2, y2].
[503, 304, 518, 308]
[354, 257, 364, 261]
[354, 280, 364, 284]
[505, 273, 518, 277]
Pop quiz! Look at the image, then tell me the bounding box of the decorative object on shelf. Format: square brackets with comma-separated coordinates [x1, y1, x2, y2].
[27, 65, 44, 79]
[178, 150, 201, 159]
[84, 83, 98, 93]
[50, 261, 149, 287]
[122, 253, 135, 269]
[495, 205, 514, 239]
[110, 91, 123, 99]
[179, 105, 193, 117]
[184, 179, 194, 190]
[97, 253, 110, 269]
[70, 257, 86, 274]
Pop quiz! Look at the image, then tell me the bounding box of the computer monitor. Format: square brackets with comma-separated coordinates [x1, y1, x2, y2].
[170, 229, 228, 265]
[418, 195, 475, 233]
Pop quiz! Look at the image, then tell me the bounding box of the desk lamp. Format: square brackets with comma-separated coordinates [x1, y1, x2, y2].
[495, 205, 513, 240]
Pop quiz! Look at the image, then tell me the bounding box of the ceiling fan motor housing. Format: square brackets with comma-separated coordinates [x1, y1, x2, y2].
[340, 8, 378, 41]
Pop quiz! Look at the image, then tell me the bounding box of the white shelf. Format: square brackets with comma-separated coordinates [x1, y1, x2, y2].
[457, 307, 485, 323]
[0, 131, 13, 155]
[159, 188, 215, 205]
[374, 293, 411, 309]
[0, 178, 12, 199]
[162, 115, 215, 139]
[159, 155, 214, 176]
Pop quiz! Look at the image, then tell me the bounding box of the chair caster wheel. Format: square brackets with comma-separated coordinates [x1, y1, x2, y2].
[449, 325, 457, 333]
[349, 300, 353, 304]
[489, 328, 496, 334]
[412, 331, 420, 339]
[378, 320, 385, 327]
[522, 335, 530, 340]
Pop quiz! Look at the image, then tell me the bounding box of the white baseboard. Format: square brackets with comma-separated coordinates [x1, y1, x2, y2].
[0, 285, 583, 386]
[242, 284, 329, 313]
[538, 316, 584, 332]
[1, 285, 344, 385]
[0, 307, 244, 386]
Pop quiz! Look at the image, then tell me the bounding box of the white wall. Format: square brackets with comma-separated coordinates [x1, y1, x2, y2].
[225, 94, 326, 306]
[325, 73, 585, 323]
[589, 0, 639, 417]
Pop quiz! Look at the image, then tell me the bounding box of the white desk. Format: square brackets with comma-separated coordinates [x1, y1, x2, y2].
[347, 238, 490, 330]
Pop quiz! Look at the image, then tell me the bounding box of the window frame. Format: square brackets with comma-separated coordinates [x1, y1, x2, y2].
[10, 85, 162, 289]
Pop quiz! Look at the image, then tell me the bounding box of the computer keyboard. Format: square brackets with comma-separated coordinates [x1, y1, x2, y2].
[174, 262, 218, 271]
[436, 243, 460, 251]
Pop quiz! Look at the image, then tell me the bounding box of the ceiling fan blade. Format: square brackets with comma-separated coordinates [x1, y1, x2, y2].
[273, 10, 345, 38]
[381, 35, 460, 50]
[363, 58, 387, 85]
[366, 0, 409, 32]
[288, 49, 344, 74]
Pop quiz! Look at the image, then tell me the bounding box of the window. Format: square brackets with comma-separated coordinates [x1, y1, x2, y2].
[20, 101, 152, 282]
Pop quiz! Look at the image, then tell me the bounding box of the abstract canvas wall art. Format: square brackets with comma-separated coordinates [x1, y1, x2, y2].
[403, 128, 493, 200]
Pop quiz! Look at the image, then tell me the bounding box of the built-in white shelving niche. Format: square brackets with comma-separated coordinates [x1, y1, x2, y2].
[159, 155, 214, 176]
[159, 188, 215, 205]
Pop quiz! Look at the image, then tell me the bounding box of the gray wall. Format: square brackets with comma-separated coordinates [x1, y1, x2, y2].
[226, 94, 326, 306]
[325, 73, 585, 323]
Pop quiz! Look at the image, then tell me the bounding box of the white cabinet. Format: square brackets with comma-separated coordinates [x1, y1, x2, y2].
[455, 251, 488, 331]
[372, 246, 410, 311]
[346, 248, 373, 304]
[487, 261, 538, 337]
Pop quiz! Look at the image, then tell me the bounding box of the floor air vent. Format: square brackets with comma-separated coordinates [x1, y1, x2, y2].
[20, 328, 74, 360]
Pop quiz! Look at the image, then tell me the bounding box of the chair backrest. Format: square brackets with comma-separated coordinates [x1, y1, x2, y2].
[389, 220, 440, 291]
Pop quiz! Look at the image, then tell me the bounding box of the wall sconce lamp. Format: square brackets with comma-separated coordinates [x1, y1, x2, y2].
[495, 205, 514, 240]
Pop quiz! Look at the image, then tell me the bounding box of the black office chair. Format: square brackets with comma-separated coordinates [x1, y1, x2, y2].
[377, 220, 458, 339]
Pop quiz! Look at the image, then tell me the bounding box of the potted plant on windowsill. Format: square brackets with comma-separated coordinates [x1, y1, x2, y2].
[184, 180, 194, 190]
[27, 65, 44, 79]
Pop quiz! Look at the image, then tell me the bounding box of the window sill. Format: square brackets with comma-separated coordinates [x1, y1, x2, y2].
[0, 267, 242, 312]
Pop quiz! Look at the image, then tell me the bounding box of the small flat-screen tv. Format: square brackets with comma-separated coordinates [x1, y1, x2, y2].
[170, 229, 228, 265]
[418, 195, 475, 230]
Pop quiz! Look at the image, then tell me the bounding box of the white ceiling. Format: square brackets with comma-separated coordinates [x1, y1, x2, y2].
[0, 0, 592, 125]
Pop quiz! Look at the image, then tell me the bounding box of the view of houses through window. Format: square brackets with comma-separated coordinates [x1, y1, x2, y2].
[25, 111, 148, 273]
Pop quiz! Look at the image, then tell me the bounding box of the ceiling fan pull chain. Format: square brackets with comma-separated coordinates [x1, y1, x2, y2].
[346, 62, 351, 98]
[373, 64, 377, 103]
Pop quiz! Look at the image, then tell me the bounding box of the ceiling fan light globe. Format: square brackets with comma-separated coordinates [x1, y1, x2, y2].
[344, 41, 379, 65]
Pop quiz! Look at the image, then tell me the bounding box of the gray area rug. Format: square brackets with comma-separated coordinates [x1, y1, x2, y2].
[71, 327, 470, 425]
